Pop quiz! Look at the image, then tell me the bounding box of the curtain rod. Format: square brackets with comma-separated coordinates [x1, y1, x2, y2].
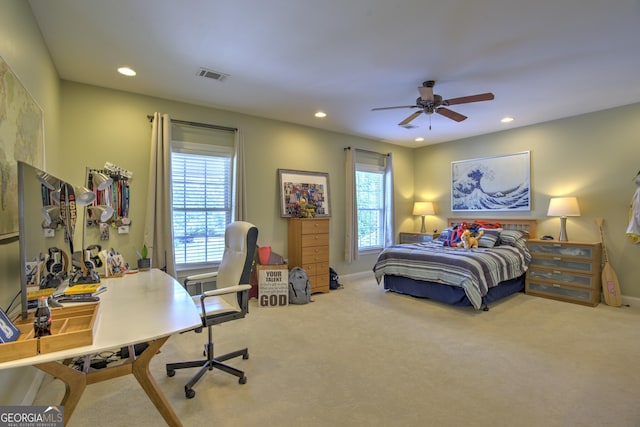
[147, 115, 237, 132]
[344, 146, 391, 157]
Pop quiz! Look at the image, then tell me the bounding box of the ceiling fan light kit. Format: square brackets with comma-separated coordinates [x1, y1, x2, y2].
[372, 80, 494, 129]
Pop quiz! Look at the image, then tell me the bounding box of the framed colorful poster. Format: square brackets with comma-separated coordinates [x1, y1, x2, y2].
[278, 169, 330, 217]
[451, 151, 530, 211]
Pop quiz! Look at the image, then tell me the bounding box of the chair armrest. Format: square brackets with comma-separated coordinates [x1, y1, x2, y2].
[185, 271, 218, 283]
[201, 284, 251, 299]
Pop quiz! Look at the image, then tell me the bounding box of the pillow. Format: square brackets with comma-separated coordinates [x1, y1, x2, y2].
[477, 229, 501, 248]
[499, 229, 526, 246]
[437, 228, 452, 242]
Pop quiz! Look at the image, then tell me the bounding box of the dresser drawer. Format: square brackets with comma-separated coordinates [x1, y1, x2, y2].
[301, 246, 329, 263]
[527, 268, 595, 289]
[302, 263, 317, 276]
[527, 242, 595, 260]
[310, 273, 330, 293]
[301, 219, 330, 235]
[526, 280, 596, 305]
[529, 257, 594, 274]
[301, 232, 329, 247]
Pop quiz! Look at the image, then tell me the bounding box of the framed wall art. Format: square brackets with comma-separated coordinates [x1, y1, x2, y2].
[451, 151, 530, 212]
[0, 55, 45, 240]
[278, 169, 330, 217]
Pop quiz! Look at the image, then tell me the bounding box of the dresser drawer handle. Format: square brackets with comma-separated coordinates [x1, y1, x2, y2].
[553, 271, 562, 275]
[552, 284, 561, 288]
[553, 257, 561, 261]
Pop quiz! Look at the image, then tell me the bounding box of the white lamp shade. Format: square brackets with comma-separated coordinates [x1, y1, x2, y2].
[37, 172, 60, 190]
[41, 205, 60, 224]
[547, 197, 581, 217]
[92, 172, 113, 191]
[413, 201, 435, 216]
[74, 186, 96, 206]
[50, 188, 61, 204]
[88, 205, 114, 222]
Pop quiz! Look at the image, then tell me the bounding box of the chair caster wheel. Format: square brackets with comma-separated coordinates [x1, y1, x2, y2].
[167, 369, 175, 377]
[185, 388, 196, 399]
[239, 376, 247, 384]
[243, 352, 249, 360]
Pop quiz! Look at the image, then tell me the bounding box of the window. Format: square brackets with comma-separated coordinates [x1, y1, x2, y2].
[171, 129, 234, 267]
[356, 156, 386, 250]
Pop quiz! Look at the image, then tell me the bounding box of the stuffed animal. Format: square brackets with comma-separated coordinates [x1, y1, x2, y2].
[457, 229, 484, 249]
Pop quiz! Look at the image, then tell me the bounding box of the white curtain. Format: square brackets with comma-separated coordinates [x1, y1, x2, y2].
[345, 148, 358, 262]
[233, 129, 247, 221]
[144, 112, 177, 278]
[384, 153, 395, 247]
[344, 148, 395, 263]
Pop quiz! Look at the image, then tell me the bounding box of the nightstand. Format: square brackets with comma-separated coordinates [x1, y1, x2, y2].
[525, 239, 602, 306]
[399, 232, 440, 244]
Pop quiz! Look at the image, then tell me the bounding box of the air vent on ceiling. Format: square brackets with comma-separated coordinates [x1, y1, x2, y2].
[197, 67, 229, 82]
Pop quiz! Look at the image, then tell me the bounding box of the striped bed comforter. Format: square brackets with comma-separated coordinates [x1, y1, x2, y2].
[373, 241, 531, 309]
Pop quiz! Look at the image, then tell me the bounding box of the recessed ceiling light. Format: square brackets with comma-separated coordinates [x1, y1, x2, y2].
[501, 116, 514, 123]
[117, 66, 136, 77]
[314, 111, 327, 118]
[415, 137, 425, 142]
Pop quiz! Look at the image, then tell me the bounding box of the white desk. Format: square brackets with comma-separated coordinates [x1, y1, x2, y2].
[0, 269, 201, 426]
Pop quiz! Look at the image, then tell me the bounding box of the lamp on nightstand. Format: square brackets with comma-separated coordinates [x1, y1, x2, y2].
[413, 201, 435, 233]
[547, 197, 581, 241]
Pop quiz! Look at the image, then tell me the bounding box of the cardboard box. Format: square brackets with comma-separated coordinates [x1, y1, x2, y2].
[257, 264, 288, 307]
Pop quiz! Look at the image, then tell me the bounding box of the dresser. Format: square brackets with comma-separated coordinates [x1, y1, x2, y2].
[288, 218, 330, 294]
[525, 239, 602, 306]
[399, 232, 440, 244]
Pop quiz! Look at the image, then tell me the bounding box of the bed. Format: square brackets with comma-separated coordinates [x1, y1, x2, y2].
[373, 218, 537, 310]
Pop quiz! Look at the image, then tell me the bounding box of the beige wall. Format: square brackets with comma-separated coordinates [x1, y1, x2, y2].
[412, 103, 640, 298]
[59, 81, 415, 282]
[2, 0, 639, 405]
[0, 0, 61, 405]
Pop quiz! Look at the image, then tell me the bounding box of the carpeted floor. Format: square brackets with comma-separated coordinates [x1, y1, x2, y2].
[34, 273, 640, 427]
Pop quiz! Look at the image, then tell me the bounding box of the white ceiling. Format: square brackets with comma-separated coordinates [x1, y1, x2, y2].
[28, 0, 640, 147]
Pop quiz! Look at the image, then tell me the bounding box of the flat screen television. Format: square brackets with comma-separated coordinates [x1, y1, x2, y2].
[16, 161, 74, 320]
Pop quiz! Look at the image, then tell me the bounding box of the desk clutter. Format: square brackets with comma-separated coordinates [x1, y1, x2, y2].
[0, 302, 100, 363]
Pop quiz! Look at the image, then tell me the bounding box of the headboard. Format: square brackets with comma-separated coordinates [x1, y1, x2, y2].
[447, 218, 537, 239]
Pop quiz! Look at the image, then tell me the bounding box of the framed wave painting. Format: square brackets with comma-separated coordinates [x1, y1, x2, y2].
[451, 151, 530, 211]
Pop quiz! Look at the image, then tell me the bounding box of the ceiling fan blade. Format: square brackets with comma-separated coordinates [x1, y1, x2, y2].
[418, 86, 434, 102]
[372, 105, 418, 111]
[436, 107, 467, 122]
[398, 111, 423, 126]
[443, 92, 494, 106]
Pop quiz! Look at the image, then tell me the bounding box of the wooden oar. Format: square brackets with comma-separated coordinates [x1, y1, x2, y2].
[596, 218, 622, 307]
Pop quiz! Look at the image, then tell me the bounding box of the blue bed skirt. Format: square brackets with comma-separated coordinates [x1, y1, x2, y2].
[383, 273, 526, 308]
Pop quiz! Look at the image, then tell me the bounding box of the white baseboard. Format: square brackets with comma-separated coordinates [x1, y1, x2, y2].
[621, 294, 639, 307]
[21, 369, 45, 405]
[341, 271, 375, 282]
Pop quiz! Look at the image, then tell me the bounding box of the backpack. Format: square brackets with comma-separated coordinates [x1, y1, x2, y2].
[329, 267, 342, 290]
[288, 267, 311, 304]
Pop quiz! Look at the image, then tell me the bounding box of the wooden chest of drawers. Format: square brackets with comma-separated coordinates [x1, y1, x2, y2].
[525, 239, 602, 306]
[288, 218, 330, 294]
[399, 232, 439, 244]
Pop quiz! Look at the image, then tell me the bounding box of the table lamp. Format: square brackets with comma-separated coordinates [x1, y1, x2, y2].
[547, 197, 581, 241]
[413, 201, 435, 233]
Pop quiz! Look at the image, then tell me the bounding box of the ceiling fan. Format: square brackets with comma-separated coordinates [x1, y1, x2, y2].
[372, 80, 494, 129]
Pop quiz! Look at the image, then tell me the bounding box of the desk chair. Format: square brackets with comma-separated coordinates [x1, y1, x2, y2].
[166, 221, 258, 399]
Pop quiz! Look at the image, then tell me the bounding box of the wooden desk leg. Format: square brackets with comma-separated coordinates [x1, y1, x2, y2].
[34, 361, 86, 425]
[132, 336, 182, 427]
